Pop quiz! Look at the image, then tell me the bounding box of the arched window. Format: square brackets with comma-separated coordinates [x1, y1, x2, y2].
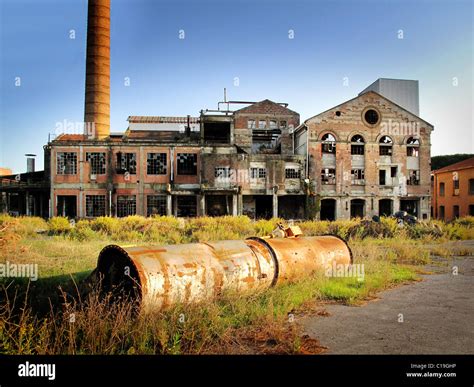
[379, 136, 393, 156]
[351, 135, 365, 155]
[321, 133, 336, 154]
[407, 137, 420, 157]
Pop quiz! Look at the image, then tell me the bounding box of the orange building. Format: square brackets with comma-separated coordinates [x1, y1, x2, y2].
[0, 168, 12, 176]
[432, 157, 474, 221]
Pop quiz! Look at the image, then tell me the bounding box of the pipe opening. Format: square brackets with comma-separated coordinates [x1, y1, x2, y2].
[97, 245, 142, 305]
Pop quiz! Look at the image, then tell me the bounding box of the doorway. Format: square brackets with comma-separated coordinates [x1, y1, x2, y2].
[379, 199, 393, 217]
[57, 195, 77, 218]
[350, 199, 365, 219]
[320, 198, 336, 221]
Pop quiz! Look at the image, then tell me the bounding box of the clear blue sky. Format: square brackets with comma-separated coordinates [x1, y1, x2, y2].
[1, 0, 472, 173]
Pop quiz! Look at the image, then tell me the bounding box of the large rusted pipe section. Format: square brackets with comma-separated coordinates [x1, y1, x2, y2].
[84, 0, 110, 140]
[96, 232, 352, 311]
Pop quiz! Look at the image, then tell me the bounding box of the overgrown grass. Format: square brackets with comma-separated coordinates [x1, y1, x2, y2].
[1, 214, 473, 354]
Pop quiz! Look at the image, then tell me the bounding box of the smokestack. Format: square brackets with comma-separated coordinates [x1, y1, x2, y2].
[84, 0, 110, 140]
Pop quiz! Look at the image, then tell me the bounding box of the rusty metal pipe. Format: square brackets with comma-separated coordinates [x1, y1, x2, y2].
[96, 235, 352, 311]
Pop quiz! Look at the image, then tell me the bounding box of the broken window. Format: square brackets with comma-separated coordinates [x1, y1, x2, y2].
[56, 195, 76, 218]
[86, 152, 106, 175]
[453, 178, 460, 195]
[407, 137, 420, 157]
[203, 122, 230, 143]
[215, 167, 231, 179]
[379, 136, 393, 156]
[351, 169, 365, 184]
[269, 120, 278, 129]
[250, 167, 267, 179]
[116, 195, 136, 217]
[279, 121, 287, 128]
[176, 195, 197, 217]
[285, 168, 300, 179]
[258, 120, 266, 129]
[147, 195, 167, 216]
[440, 182, 445, 196]
[177, 153, 198, 175]
[57, 152, 77, 175]
[407, 170, 420, 185]
[321, 133, 336, 154]
[350, 135, 365, 155]
[391, 166, 398, 178]
[116, 152, 137, 174]
[248, 119, 256, 129]
[321, 168, 336, 185]
[147, 153, 167, 175]
[86, 195, 106, 217]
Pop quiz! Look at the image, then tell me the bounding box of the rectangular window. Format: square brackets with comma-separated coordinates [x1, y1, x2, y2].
[439, 182, 445, 196]
[258, 120, 266, 129]
[379, 170, 386, 186]
[321, 168, 336, 185]
[248, 119, 256, 129]
[391, 166, 398, 178]
[86, 152, 106, 175]
[215, 167, 231, 179]
[147, 195, 167, 216]
[285, 168, 301, 179]
[453, 179, 460, 195]
[407, 146, 419, 157]
[147, 153, 167, 175]
[117, 195, 136, 217]
[116, 152, 137, 174]
[351, 169, 365, 185]
[351, 144, 364, 155]
[85, 195, 106, 217]
[322, 143, 336, 154]
[57, 152, 77, 175]
[407, 170, 420, 185]
[379, 146, 392, 156]
[469, 204, 474, 216]
[177, 153, 198, 175]
[250, 167, 266, 179]
[469, 179, 474, 195]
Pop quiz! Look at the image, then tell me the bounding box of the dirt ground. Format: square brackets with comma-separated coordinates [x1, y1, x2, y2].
[302, 241, 474, 354]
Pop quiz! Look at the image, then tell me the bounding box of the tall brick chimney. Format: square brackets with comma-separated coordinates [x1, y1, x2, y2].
[84, 0, 110, 140]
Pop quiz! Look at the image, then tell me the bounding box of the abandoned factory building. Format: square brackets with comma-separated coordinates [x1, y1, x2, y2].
[0, 1, 433, 221]
[47, 100, 305, 219]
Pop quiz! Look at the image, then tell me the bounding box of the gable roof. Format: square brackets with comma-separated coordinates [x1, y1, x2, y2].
[434, 157, 474, 174]
[303, 90, 434, 129]
[234, 99, 299, 116]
